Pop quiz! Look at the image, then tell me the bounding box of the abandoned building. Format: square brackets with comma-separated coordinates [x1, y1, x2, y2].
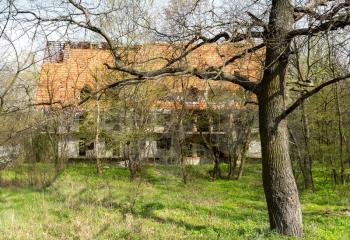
[35, 41, 262, 164]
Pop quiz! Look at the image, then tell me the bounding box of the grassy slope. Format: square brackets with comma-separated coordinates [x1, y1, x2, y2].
[0, 163, 349, 240]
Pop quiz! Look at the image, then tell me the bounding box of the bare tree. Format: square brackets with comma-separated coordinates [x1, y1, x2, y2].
[227, 110, 255, 180]
[10, 0, 350, 236]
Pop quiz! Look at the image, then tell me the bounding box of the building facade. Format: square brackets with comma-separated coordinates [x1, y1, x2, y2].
[36, 41, 262, 164]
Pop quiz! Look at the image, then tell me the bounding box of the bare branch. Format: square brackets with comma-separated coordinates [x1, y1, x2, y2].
[223, 43, 265, 66]
[247, 12, 267, 29]
[294, 0, 335, 20]
[275, 73, 350, 124]
[289, 11, 350, 38]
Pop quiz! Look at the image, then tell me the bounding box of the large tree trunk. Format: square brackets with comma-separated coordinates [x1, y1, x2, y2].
[259, 102, 303, 236]
[258, 0, 303, 236]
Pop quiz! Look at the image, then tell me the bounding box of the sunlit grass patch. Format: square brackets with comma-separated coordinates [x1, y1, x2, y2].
[0, 162, 349, 239]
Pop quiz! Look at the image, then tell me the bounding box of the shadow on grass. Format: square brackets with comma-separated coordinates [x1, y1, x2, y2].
[303, 208, 350, 218]
[136, 202, 210, 232]
[0, 170, 65, 196]
[136, 202, 271, 237]
[0, 170, 61, 189]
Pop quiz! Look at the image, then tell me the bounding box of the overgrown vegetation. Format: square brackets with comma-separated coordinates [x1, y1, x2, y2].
[1, 0, 350, 237]
[0, 162, 349, 240]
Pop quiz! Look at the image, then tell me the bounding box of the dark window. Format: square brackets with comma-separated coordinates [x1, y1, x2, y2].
[79, 139, 86, 156]
[197, 113, 210, 132]
[187, 86, 200, 102]
[87, 142, 94, 150]
[157, 138, 171, 150]
[79, 139, 94, 157]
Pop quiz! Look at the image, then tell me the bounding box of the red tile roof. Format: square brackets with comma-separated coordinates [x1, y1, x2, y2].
[36, 42, 263, 108]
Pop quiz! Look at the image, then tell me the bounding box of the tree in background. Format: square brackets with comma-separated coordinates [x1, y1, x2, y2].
[288, 34, 350, 188]
[8, 0, 350, 236]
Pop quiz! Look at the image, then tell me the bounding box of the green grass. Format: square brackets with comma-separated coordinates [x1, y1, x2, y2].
[0, 162, 349, 240]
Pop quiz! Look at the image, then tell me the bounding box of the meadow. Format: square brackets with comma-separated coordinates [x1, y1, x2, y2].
[0, 162, 349, 240]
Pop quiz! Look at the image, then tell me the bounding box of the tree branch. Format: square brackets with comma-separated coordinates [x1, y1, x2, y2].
[275, 73, 350, 124]
[294, 0, 335, 20]
[223, 43, 265, 66]
[289, 11, 350, 38]
[17, 1, 262, 102]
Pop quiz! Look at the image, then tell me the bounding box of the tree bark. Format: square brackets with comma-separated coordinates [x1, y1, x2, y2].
[201, 132, 221, 180]
[228, 128, 241, 180]
[212, 153, 221, 180]
[237, 115, 254, 180]
[288, 127, 304, 182]
[95, 92, 102, 176]
[258, 0, 303, 236]
[334, 83, 346, 184]
[127, 142, 137, 180]
[300, 102, 314, 190]
[228, 148, 239, 179]
[259, 88, 303, 236]
[227, 112, 254, 180]
[227, 140, 236, 179]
